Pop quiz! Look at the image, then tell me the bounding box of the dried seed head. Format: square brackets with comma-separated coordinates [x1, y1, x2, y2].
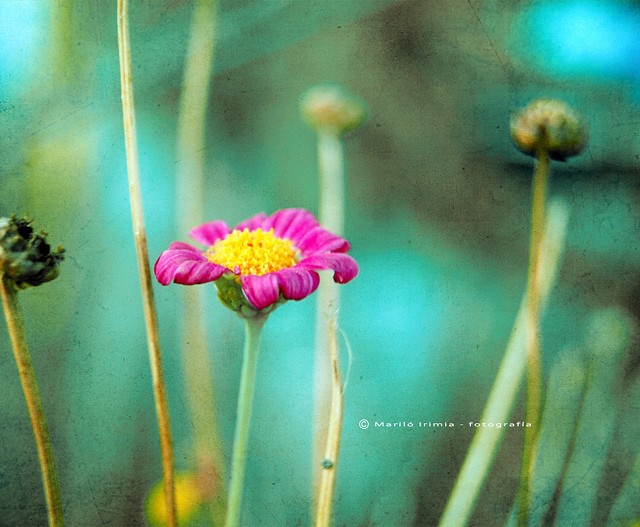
[510, 99, 587, 161]
[0, 215, 65, 289]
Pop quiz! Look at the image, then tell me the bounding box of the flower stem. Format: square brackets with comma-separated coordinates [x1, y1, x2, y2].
[315, 316, 345, 527]
[317, 130, 345, 235]
[313, 129, 345, 505]
[225, 317, 266, 527]
[438, 198, 568, 527]
[518, 148, 549, 527]
[0, 277, 64, 527]
[116, 2, 177, 526]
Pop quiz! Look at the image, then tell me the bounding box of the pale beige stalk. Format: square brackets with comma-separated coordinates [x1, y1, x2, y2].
[313, 129, 347, 524]
[116, 2, 176, 525]
[315, 316, 345, 527]
[0, 277, 64, 527]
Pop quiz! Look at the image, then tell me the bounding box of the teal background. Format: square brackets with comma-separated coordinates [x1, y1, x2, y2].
[1, 1, 639, 526]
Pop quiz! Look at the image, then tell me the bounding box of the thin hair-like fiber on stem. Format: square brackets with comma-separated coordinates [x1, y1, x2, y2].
[116, 1, 177, 525]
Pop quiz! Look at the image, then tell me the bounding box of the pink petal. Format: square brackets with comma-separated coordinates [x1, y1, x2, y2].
[298, 253, 359, 283]
[167, 241, 203, 252]
[234, 212, 267, 232]
[240, 274, 280, 310]
[173, 260, 226, 285]
[264, 208, 319, 241]
[189, 221, 230, 246]
[275, 268, 320, 301]
[154, 244, 226, 285]
[295, 226, 350, 254]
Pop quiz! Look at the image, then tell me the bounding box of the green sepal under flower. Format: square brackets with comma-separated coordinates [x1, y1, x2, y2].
[0, 215, 65, 289]
[214, 273, 284, 320]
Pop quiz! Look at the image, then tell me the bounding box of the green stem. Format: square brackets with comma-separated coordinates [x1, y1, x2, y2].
[438, 198, 568, 527]
[225, 317, 266, 527]
[317, 130, 345, 235]
[313, 129, 345, 505]
[0, 277, 64, 527]
[117, 2, 177, 525]
[518, 148, 549, 527]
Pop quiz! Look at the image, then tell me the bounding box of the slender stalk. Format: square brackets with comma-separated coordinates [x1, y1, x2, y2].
[225, 317, 266, 527]
[313, 129, 345, 498]
[174, 0, 226, 518]
[0, 277, 64, 527]
[116, 2, 176, 526]
[438, 199, 568, 527]
[315, 316, 345, 527]
[175, 0, 217, 227]
[317, 131, 345, 235]
[517, 149, 549, 527]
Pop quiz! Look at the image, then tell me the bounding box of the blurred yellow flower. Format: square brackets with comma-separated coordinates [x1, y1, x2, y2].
[145, 473, 202, 527]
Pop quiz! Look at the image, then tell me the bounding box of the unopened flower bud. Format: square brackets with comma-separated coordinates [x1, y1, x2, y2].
[300, 84, 367, 135]
[510, 99, 587, 161]
[0, 215, 65, 289]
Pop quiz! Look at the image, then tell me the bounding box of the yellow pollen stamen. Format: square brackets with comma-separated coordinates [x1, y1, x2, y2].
[206, 228, 298, 276]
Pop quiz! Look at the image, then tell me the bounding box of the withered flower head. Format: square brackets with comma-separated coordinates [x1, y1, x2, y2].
[0, 215, 65, 289]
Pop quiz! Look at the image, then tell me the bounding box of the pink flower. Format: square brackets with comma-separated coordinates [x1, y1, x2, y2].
[154, 208, 358, 313]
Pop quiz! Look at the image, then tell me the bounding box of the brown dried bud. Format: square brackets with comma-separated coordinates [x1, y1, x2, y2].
[0, 215, 65, 289]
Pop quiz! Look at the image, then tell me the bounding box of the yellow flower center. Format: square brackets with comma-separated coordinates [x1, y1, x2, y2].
[206, 228, 298, 276]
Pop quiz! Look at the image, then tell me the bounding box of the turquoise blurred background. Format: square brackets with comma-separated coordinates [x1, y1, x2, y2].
[1, 1, 639, 526]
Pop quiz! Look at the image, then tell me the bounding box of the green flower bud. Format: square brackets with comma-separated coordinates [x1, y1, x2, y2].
[510, 99, 587, 161]
[0, 215, 65, 289]
[300, 84, 367, 135]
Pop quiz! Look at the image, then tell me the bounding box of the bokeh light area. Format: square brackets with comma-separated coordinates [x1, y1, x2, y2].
[510, 0, 640, 78]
